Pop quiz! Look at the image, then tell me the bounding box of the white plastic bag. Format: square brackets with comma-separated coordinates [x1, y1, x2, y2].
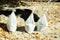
[37, 14, 48, 31]
[25, 13, 35, 34]
[7, 10, 17, 32]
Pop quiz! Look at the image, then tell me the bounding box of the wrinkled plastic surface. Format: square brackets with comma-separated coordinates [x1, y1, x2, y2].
[7, 10, 17, 32]
[37, 14, 48, 31]
[25, 13, 35, 34]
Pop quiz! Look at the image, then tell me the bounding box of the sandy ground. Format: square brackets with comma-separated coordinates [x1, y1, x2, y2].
[0, 2, 60, 40]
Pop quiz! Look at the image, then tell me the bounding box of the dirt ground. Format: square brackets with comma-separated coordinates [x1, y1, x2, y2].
[0, 2, 60, 40]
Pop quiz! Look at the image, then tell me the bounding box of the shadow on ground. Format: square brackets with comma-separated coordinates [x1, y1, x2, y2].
[0, 23, 37, 32]
[0, 23, 8, 32]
